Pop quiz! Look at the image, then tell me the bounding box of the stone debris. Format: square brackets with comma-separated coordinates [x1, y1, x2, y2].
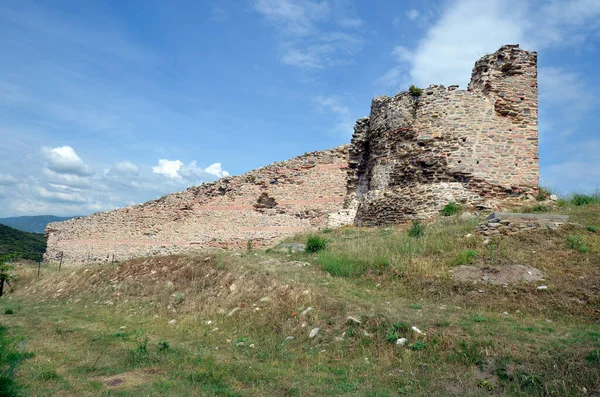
[301, 307, 313, 316]
[309, 328, 320, 339]
[227, 307, 240, 317]
[411, 326, 425, 335]
[450, 265, 544, 285]
[536, 285, 548, 290]
[478, 212, 568, 236]
[168, 319, 176, 325]
[346, 316, 362, 325]
[396, 338, 408, 346]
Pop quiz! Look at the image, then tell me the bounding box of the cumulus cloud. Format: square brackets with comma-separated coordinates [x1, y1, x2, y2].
[406, 9, 420, 21]
[41, 145, 89, 176]
[152, 159, 184, 179]
[153, 159, 230, 180]
[34, 185, 87, 204]
[204, 163, 230, 178]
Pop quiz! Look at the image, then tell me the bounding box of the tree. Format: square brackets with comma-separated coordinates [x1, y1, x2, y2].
[0, 254, 18, 297]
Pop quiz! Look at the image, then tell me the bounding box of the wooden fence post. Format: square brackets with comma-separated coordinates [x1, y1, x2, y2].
[59, 252, 63, 271]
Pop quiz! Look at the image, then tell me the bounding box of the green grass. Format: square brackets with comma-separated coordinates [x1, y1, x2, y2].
[306, 235, 327, 253]
[1, 200, 599, 395]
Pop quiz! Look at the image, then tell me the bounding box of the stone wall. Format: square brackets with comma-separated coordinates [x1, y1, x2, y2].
[45, 146, 348, 265]
[332, 45, 538, 227]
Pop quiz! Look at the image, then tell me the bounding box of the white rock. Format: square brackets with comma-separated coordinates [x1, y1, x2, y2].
[550, 194, 558, 201]
[285, 336, 295, 341]
[227, 307, 241, 316]
[205, 320, 213, 325]
[346, 316, 361, 325]
[229, 284, 237, 292]
[309, 328, 320, 338]
[396, 338, 408, 346]
[168, 319, 176, 325]
[301, 307, 313, 316]
[502, 312, 509, 317]
[259, 296, 272, 302]
[537, 285, 548, 290]
[119, 326, 127, 330]
[211, 327, 219, 332]
[411, 326, 425, 335]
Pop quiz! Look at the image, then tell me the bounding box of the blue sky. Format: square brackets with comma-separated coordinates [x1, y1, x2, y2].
[0, 0, 599, 217]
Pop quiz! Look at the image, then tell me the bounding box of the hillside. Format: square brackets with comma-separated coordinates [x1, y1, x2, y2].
[0, 195, 598, 395]
[0, 215, 75, 234]
[0, 223, 47, 261]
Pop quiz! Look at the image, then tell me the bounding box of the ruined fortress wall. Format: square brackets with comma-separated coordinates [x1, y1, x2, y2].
[45, 146, 348, 265]
[332, 45, 538, 226]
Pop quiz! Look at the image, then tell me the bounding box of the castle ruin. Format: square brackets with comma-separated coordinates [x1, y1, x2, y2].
[45, 45, 538, 265]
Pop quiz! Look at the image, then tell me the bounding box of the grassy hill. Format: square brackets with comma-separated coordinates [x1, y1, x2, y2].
[0, 223, 46, 261]
[0, 195, 599, 395]
[0, 215, 75, 234]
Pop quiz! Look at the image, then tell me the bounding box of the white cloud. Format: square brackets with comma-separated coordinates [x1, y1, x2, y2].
[41, 145, 89, 176]
[204, 163, 230, 178]
[312, 94, 356, 136]
[379, 0, 600, 89]
[42, 169, 91, 188]
[407, 9, 420, 21]
[152, 159, 184, 179]
[252, 0, 330, 37]
[34, 185, 87, 204]
[0, 173, 16, 185]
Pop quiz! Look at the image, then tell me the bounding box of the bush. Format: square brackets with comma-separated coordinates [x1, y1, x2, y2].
[571, 194, 599, 206]
[3, 308, 14, 315]
[588, 226, 597, 233]
[408, 220, 425, 238]
[408, 85, 423, 97]
[567, 235, 589, 253]
[386, 322, 410, 344]
[441, 202, 461, 216]
[410, 341, 426, 351]
[536, 188, 550, 201]
[305, 236, 327, 253]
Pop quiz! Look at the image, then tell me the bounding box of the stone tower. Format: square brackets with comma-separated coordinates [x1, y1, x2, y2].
[329, 45, 539, 227]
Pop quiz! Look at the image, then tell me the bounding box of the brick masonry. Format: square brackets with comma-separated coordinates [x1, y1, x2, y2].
[44, 147, 349, 265]
[45, 45, 540, 264]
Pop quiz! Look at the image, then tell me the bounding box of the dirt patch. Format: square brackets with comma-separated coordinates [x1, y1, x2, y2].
[100, 369, 157, 390]
[449, 265, 545, 285]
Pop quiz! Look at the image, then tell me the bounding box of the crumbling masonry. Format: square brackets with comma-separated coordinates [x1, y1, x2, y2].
[45, 45, 538, 264]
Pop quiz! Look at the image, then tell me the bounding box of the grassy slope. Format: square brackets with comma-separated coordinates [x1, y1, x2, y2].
[0, 199, 599, 396]
[0, 223, 46, 261]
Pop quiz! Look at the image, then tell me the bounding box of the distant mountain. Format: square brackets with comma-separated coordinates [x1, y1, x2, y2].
[0, 223, 46, 262]
[0, 215, 76, 234]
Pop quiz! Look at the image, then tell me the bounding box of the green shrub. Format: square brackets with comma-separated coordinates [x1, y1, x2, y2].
[567, 235, 589, 253]
[408, 85, 423, 97]
[408, 220, 425, 238]
[305, 236, 326, 253]
[587, 226, 597, 233]
[158, 341, 170, 351]
[450, 249, 478, 267]
[409, 341, 426, 351]
[532, 204, 548, 213]
[536, 188, 550, 201]
[586, 349, 600, 364]
[471, 314, 487, 323]
[571, 194, 599, 206]
[386, 322, 410, 344]
[441, 202, 461, 216]
[3, 308, 14, 315]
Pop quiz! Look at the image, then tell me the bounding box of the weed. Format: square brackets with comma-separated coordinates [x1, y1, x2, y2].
[409, 341, 426, 351]
[305, 236, 326, 253]
[571, 194, 599, 206]
[586, 349, 600, 364]
[435, 320, 450, 328]
[317, 252, 383, 277]
[128, 336, 152, 367]
[536, 187, 551, 201]
[567, 235, 589, 253]
[322, 228, 333, 234]
[158, 341, 170, 351]
[407, 220, 425, 238]
[448, 341, 484, 366]
[386, 322, 410, 344]
[408, 85, 423, 97]
[472, 314, 487, 323]
[246, 240, 253, 253]
[409, 304, 421, 310]
[451, 249, 478, 267]
[39, 370, 60, 381]
[477, 379, 495, 391]
[4, 308, 14, 315]
[441, 202, 461, 216]
[587, 226, 597, 233]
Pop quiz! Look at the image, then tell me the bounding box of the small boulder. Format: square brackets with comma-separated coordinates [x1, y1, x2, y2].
[309, 328, 320, 338]
[396, 338, 408, 346]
